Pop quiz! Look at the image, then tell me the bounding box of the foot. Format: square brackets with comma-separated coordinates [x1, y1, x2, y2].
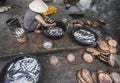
[34, 29, 42, 34]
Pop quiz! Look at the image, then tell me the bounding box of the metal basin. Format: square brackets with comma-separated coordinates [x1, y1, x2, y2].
[42, 21, 67, 40]
[0, 54, 42, 83]
[72, 27, 98, 45]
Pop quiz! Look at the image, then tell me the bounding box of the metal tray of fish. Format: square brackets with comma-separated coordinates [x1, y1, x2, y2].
[72, 28, 98, 45]
[0, 54, 42, 83]
[42, 21, 67, 39]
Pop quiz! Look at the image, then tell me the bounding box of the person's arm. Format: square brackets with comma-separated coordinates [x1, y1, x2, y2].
[35, 14, 56, 27]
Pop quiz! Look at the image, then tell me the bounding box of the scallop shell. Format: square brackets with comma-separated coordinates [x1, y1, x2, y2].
[108, 39, 117, 47]
[81, 69, 94, 83]
[83, 53, 94, 63]
[77, 70, 87, 83]
[98, 72, 113, 83]
[97, 40, 109, 51]
[86, 47, 100, 56]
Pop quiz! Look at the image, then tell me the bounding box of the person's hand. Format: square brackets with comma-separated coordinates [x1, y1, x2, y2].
[46, 22, 56, 27]
[52, 23, 56, 26]
[44, 16, 49, 19]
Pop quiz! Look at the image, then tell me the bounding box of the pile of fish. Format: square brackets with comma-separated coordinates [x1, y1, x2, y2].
[77, 69, 120, 83]
[44, 26, 64, 37]
[4, 57, 41, 83]
[73, 29, 96, 44]
[83, 36, 118, 66]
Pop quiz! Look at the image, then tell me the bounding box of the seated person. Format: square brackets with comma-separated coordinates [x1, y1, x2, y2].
[24, 0, 56, 34]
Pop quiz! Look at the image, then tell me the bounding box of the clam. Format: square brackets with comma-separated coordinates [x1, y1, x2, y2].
[86, 47, 100, 56]
[92, 21, 99, 27]
[97, 55, 108, 63]
[97, 70, 105, 74]
[83, 53, 94, 63]
[97, 40, 109, 51]
[105, 36, 113, 41]
[108, 39, 118, 47]
[67, 53, 75, 62]
[98, 72, 113, 83]
[49, 55, 58, 66]
[109, 46, 117, 54]
[77, 70, 87, 83]
[98, 54, 115, 66]
[81, 69, 94, 83]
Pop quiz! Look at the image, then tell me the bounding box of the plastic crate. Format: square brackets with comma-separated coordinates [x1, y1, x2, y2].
[43, 5, 57, 16]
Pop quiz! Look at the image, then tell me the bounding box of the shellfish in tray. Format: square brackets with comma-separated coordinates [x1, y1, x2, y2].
[86, 47, 100, 56]
[110, 72, 120, 83]
[81, 69, 94, 83]
[98, 72, 113, 83]
[83, 53, 94, 63]
[77, 70, 87, 83]
[97, 40, 109, 51]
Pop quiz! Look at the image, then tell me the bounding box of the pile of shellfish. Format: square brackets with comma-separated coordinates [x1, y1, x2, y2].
[77, 68, 120, 83]
[82, 36, 118, 67]
[72, 18, 107, 28]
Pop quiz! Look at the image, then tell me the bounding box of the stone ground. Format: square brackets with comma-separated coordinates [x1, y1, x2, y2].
[0, 1, 120, 83]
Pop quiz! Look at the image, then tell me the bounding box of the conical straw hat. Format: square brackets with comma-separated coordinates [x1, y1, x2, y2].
[29, 0, 48, 13]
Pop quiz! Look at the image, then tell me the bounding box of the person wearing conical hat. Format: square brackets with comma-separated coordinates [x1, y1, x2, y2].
[24, 0, 56, 34]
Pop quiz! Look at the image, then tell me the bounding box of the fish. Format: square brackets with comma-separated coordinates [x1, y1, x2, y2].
[5, 57, 41, 83]
[45, 27, 64, 36]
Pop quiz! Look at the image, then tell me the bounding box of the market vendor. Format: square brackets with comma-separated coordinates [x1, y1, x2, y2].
[24, 0, 56, 34]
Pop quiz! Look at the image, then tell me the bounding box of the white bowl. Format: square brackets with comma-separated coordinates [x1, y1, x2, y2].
[43, 41, 53, 50]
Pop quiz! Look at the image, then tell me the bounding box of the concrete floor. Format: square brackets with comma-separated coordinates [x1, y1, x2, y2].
[0, 1, 120, 83]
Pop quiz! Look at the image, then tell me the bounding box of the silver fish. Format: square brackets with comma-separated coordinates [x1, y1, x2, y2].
[74, 29, 96, 43]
